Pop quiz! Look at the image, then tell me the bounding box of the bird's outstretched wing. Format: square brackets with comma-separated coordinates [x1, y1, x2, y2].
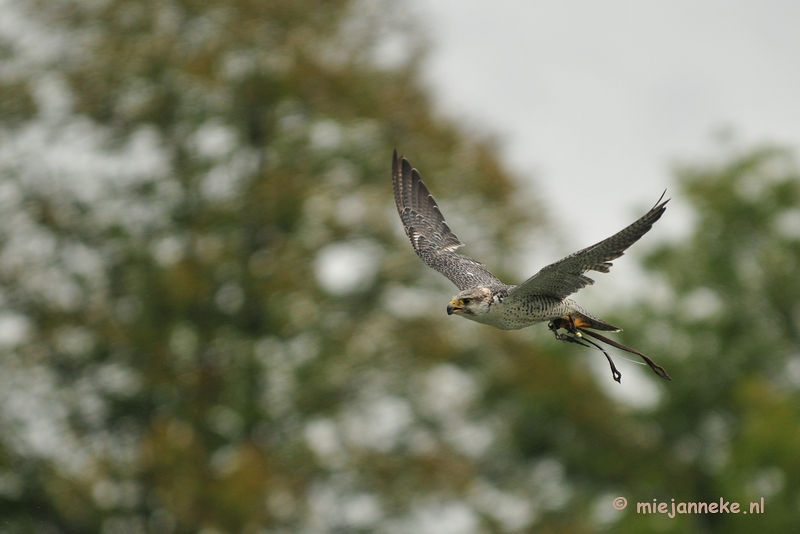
[392, 150, 502, 291]
[506, 193, 669, 303]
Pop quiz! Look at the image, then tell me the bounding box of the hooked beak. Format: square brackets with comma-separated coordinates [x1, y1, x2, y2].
[447, 301, 462, 315]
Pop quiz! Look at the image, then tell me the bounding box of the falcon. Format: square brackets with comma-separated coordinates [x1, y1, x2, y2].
[392, 150, 670, 383]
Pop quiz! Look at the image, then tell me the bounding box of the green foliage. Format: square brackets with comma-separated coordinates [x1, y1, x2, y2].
[617, 146, 800, 532]
[0, 0, 569, 532]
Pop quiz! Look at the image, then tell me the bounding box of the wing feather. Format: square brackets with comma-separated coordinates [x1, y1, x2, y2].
[506, 193, 669, 302]
[392, 150, 502, 291]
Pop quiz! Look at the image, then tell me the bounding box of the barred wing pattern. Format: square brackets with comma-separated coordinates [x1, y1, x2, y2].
[392, 151, 502, 291]
[506, 193, 669, 303]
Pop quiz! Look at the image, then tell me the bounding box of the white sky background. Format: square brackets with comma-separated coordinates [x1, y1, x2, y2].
[414, 0, 800, 254]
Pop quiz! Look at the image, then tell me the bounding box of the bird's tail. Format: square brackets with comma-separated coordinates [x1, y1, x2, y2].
[549, 314, 671, 382]
[567, 311, 621, 332]
[576, 328, 671, 381]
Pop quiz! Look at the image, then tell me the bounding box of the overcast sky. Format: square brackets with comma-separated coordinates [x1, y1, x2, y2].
[415, 0, 800, 250]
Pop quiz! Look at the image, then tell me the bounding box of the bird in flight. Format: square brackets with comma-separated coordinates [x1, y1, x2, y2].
[392, 150, 670, 383]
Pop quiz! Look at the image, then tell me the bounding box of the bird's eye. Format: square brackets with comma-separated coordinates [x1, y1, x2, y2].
[461, 298, 472, 305]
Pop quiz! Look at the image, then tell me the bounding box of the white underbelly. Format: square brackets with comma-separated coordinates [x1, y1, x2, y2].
[462, 299, 565, 330]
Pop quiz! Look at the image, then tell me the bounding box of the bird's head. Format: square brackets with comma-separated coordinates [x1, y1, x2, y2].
[447, 287, 492, 317]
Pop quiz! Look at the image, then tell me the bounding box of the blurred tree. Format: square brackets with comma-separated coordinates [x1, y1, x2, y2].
[608, 145, 800, 533]
[0, 0, 614, 532]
